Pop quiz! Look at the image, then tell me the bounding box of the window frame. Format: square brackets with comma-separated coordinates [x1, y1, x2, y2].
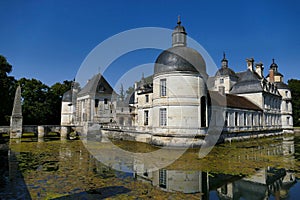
[144, 110, 149, 126]
[159, 108, 167, 126]
[160, 79, 167, 97]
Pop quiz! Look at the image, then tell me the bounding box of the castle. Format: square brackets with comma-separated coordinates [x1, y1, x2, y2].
[61, 19, 293, 146]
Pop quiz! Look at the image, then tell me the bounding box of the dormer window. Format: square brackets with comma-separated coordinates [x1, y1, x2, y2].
[220, 78, 224, 84]
[98, 84, 105, 92]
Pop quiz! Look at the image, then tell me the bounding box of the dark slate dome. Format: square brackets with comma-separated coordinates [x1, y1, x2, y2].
[154, 46, 207, 78]
[215, 67, 238, 78]
[270, 62, 278, 69]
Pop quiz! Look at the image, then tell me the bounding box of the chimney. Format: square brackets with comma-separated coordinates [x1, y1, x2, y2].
[218, 86, 225, 95]
[269, 69, 274, 83]
[255, 62, 264, 78]
[246, 58, 254, 71]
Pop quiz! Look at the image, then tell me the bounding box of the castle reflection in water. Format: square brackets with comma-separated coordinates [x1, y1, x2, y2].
[1, 135, 298, 199]
[132, 136, 297, 199]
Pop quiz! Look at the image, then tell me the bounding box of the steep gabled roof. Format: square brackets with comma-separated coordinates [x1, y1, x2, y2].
[62, 90, 72, 102]
[77, 73, 114, 97]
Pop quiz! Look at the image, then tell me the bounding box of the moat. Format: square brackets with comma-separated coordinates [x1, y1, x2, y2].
[0, 132, 299, 199]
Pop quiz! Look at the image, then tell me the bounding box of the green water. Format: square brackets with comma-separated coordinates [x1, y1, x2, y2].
[1, 134, 299, 199]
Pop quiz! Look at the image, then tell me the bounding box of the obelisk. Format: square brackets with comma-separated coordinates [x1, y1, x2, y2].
[10, 85, 23, 139]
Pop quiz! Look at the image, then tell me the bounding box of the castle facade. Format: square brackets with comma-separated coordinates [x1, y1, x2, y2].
[61, 19, 293, 146]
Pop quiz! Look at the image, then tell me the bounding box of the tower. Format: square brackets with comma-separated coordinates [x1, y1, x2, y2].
[152, 17, 208, 146]
[10, 85, 23, 139]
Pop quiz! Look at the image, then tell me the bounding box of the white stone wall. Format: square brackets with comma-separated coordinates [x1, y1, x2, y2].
[61, 101, 74, 125]
[151, 72, 207, 136]
[236, 93, 264, 109]
[213, 76, 236, 93]
[278, 88, 293, 129]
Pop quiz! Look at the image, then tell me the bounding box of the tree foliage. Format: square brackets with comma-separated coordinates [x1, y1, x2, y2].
[47, 80, 72, 124]
[17, 78, 72, 125]
[0, 54, 72, 125]
[0, 55, 16, 125]
[288, 79, 300, 126]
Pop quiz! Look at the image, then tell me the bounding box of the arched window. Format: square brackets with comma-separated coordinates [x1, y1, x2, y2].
[201, 96, 206, 127]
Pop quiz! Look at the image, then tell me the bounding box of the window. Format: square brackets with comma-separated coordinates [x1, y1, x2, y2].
[160, 108, 167, 126]
[286, 102, 289, 111]
[104, 98, 108, 104]
[159, 169, 167, 189]
[224, 112, 228, 127]
[145, 95, 149, 103]
[144, 110, 149, 125]
[221, 184, 228, 195]
[220, 78, 224, 84]
[95, 99, 99, 107]
[160, 79, 166, 97]
[201, 96, 206, 127]
[98, 84, 105, 92]
[285, 91, 288, 97]
[287, 117, 290, 125]
[235, 112, 238, 126]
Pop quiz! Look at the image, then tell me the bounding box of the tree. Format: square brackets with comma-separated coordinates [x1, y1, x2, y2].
[0, 55, 16, 125]
[288, 79, 300, 126]
[119, 84, 125, 101]
[17, 78, 50, 125]
[46, 81, 72, 124]
[0, 55, 12, 75]
[17, 78, 72, 125]
[125, 86, 134, 100]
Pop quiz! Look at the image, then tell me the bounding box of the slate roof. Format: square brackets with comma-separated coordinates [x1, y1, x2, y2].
[230, 70, 264, 94]
[209, 91, 262, 111]
[275, 82, 290, 89]
[137, 75, 153, 94]
[265, 71, 283, 78]
[215, 67, 238, 78]
[154, 46, 207, 79]
[77, 73, 114, 97]
[62, 90, 72, 102]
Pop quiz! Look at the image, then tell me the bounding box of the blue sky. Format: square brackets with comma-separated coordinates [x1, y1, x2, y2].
[0, 0, 299, 89]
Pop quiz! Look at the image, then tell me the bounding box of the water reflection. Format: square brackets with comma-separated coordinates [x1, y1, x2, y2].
[0, 134, 299, 199]
[131, 135, 299, 199]
[0, 141, 31, 199]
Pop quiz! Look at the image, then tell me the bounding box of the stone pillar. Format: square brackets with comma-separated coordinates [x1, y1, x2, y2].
[60, 126, 69, 140]
[87, 98, 91, 121]
[38, 126, 45, 138]
[10, 86, 23, 139]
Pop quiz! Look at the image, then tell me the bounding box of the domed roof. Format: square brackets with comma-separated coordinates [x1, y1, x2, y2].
[173, 16, 187, 35]
[173, 23, 186, 34]
[270, 58, 278, 69]
[215, 67, 238, 78]
[154, 46, 207, 78]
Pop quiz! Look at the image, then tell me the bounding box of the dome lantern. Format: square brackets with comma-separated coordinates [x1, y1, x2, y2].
[172, 16, 187, 47]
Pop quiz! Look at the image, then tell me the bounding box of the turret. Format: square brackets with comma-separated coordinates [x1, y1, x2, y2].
[172, 16, 187, 47]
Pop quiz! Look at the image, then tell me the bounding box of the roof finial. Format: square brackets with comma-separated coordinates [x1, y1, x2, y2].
[223, 51, 226, 59]
[272, 58, 275, 64]
[177, 15, 181, 25]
